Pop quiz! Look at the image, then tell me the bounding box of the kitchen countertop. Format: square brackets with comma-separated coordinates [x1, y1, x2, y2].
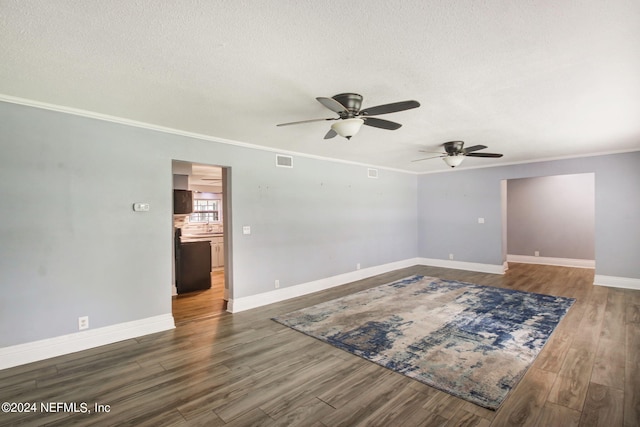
[180, 233, 223, 242]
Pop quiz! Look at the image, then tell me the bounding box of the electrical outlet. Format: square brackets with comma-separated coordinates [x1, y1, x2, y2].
[356, 263, 361, 270]
[534, 251, 540, 257]
[449, 253, 454, 260]
[78, 316, 89, 330]
[275, 279, 280, 289]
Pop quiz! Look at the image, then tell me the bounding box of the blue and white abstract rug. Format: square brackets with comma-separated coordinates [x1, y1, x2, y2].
[273, 275, 575, 409]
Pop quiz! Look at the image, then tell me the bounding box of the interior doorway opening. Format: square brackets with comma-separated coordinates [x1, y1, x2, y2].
[171, 160, 231, 324]
[501, 173, 595, 270]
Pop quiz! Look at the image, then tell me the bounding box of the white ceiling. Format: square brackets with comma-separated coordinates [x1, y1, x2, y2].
[2, 0, 639, 172]
[190, 163, 222, 192]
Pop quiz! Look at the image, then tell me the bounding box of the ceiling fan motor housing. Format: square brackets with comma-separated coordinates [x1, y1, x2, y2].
[444, 141, 465, 155]
[332, 93, 363, 118]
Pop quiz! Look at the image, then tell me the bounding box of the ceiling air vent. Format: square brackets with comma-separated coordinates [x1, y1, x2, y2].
[276, 154, 293, 168]
[367, 168, 379, 179]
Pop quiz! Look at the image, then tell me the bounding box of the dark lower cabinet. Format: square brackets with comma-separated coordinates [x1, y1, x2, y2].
[176, 241, 211, 294]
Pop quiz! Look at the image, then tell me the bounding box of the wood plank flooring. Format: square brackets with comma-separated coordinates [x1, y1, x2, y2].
[1, 263, 639, 426]
[172, 270, 227, 324]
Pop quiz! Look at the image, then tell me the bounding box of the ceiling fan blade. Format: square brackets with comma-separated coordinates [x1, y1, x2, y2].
[277, 117, 337, 127]
[316, 97, 348, 114]
[360, 100, 420, 116]
[324, 129, 337, 139]
[466, 152, 503, 158]
[419, 150, 446, 154]
[462, 145, 487, 154]
[411, 155, 444, 162]
[362, 117, 402, 130]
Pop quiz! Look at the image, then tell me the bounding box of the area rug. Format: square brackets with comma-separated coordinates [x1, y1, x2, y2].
[272, 275, 574, 409]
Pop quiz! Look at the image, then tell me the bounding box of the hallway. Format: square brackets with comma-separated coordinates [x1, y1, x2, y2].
[172, 270, 227, 324]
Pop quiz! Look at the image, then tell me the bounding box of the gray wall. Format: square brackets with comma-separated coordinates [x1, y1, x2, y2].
[2, 99, 639, 350]
[0, 101, 418, 347]
[507, 174, 595, 259]
[417, 168, 504, 265]
[417, 153, 640, 278]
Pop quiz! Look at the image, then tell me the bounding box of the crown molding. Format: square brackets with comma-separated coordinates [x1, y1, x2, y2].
[0, 94, 415, 175]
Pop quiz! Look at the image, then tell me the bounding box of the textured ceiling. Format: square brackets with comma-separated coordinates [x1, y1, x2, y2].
[2, 0, 639, 172]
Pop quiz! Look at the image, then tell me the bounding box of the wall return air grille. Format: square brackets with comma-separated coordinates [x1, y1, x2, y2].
[276, 154, 293, 168]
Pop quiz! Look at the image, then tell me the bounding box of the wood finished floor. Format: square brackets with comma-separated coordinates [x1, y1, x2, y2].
[1, 263, 639, 426]
[172, 270, 227, 324]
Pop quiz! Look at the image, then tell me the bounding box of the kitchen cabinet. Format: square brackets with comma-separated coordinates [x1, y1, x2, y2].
[176, 241, 211, 294]
[180, 232, 223, 271]
[210, 237, 224, 270]
[173, 190, 193, 214]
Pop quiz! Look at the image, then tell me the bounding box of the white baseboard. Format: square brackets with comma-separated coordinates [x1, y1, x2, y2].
[0, 314, 175, 371]
[228, 257, 505, 313]
[594, 274, 640, 290]
[228, 258, 422, 313]
[507, 254, 595, 269]
[0, 255, 555, 369]
[417, 258, 506, 275]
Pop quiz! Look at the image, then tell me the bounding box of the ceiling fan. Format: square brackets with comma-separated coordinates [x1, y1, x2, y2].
[277, 93, 420, 140]
[413, 141, 504, 168]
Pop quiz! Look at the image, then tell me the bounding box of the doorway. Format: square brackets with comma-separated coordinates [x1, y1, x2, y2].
[171, 160, 231, 323]
[502, 173, 596, 269]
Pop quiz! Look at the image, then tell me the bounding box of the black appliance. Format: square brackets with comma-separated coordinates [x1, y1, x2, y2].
[175, 229, 212, 294]
[173, 189, 193, 214]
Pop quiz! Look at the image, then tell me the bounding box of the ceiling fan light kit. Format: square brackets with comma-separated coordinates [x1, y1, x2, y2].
[443, 155, 465, 168]
[331, 118, 364, 139]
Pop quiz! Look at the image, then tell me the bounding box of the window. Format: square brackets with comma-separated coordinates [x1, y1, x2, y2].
[190, 199, 220, 223]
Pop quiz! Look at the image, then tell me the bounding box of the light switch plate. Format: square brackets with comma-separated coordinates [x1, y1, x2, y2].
[478, 217, 485, 224]
[133, 203, 150, 212]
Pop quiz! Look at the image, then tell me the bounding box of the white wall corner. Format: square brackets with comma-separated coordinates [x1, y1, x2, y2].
[506, 254, 595, 269]
[0, 314, 175, 371]
[594, 274, 640, 290]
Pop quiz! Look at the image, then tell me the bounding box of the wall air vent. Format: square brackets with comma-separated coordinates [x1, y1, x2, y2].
[276, 154, 293, 168]
[367, 168, 379, 179]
